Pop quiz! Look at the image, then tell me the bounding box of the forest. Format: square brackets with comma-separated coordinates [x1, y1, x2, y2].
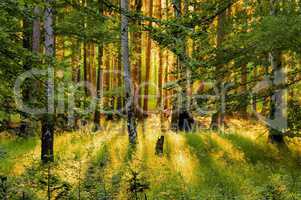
[1, 0, 301, 199]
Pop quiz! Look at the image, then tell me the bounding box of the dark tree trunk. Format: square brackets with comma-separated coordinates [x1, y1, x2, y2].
[93, 0, 104, 131]
[41, 115, 54, 162]
[143, 0, 153, 116]
[170, 0, 194, 132]
[210, 9, 227, 130]
[155, 135, 164, 156]
[132, 0, 143, 119]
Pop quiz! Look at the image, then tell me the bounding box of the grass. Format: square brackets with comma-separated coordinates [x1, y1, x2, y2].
[185, 131, 301, 199]
[1, 117, 301, 199]
[0, 136, 38, 175]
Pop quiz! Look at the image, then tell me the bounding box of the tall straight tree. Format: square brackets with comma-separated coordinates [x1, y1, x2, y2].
[210, 8, 227, 130]
[170, 0, 182, 131]
[143, 0, 153, 116]
[132, 0, 143, 118]
[32, 7, 41, 54]
[93, 0, 104, 131]
[170, 0, 194, 132]
[121, 0, 137, 144]
[41, 0, 55, 163]
[156, 0, 163, 110]
[268, 0, 286, 144]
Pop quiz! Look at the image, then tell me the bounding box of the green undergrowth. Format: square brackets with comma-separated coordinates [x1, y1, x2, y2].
[185, 132, 301, 200]
[0, 136, 38, 174]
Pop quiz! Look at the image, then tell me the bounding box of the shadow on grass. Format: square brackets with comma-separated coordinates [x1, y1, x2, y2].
[185, 134, 243, 199]
[221, 133, 299, 170]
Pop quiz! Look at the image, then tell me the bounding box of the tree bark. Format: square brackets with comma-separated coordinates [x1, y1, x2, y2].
[121, 0, 137, 144]
[156, 0, 163, 110]
[41, 0, 55, 163]
[143, 0, 153, 116]
[93, 0, 104, 131]
[240, 64, 248, 118]
[132, 0, 143, 119]
[268, 0, 286, 144]
[210, 9, 227, 130]
[32, 7, 41, 54]
[170, 0, 195, 132]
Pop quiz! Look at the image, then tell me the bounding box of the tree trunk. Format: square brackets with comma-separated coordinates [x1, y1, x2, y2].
[121, 0, 137, 144]
[163, 51, 169, 113]
[117, 52, 123, 113]
[132, 0, 143, 119]
[268, 0, 286, 144]
[156, 0, 163, 110]
[22, 5, 32, 104]
[210, 9, 227, 130]
[84, 42, 89, 96]
[252, 67, 257, 114]
[32, 7, 41, 54]
[71, 40, 81, 129]
[103, 47, 112, 119]
[240, 64, 248, 118]
[143, 0, 153, 116]
[41, 0, 55, 163]
[93, 0, 104, 131]
[170, 0, 195, 132]
[155, 135, 164, 155]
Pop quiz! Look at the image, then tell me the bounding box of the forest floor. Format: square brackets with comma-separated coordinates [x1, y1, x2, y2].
[1, 117, 301, 199]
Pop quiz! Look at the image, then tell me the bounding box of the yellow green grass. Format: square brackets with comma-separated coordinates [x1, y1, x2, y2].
[1, 117, 301, 199]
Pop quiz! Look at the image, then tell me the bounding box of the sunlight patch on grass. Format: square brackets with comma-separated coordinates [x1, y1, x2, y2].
[54, 132, 112, 185]
[210, 133, 246, 163]
[166, 132, 200, 185]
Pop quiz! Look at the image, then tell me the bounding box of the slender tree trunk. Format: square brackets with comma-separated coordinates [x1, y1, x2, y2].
[90, 43, 96, 89]
[132, 0, 143, 119]
[252, 67, 257, 114]
[155, 0, 164, 131]
[240, 64, 248, 117]
[103, 47, 112, 119]
[71, 39, 81, 129]
[163, 51, 169, 112]
[117, 51, 123, 113]
[210, 9, 227, 130]
[22, 5, 32, 105]
[93, 0, 104, 131]
[121, 0, 137, 144]
[84, 42, 89, 96]
[169, 0, 194, 132]
[41, 0, 55, 163]
[32, 7, 41, 54]
[170, 0, 181, 131]
[268, 0, 286, 144]
[156, 0, 163, 110]
[143, 0, 153, 116]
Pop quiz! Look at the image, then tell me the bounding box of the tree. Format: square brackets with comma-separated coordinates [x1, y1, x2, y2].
[143, 0, 153, 116]
[32, 7, 41, 54]
[156, 0, 163, 113]
[41, 0, 55, 163]
[170, 0, 195, 132]
[93, 0, 104, 131]
[121, 0, 137, 144]
[210, 8, 227, 130]
[268, 0, 286, 144]
[132, 0, 143, 119]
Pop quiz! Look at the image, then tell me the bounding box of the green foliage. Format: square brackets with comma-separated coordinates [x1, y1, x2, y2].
[0, 137, 38, 174]
[288, 99, 301, 133]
